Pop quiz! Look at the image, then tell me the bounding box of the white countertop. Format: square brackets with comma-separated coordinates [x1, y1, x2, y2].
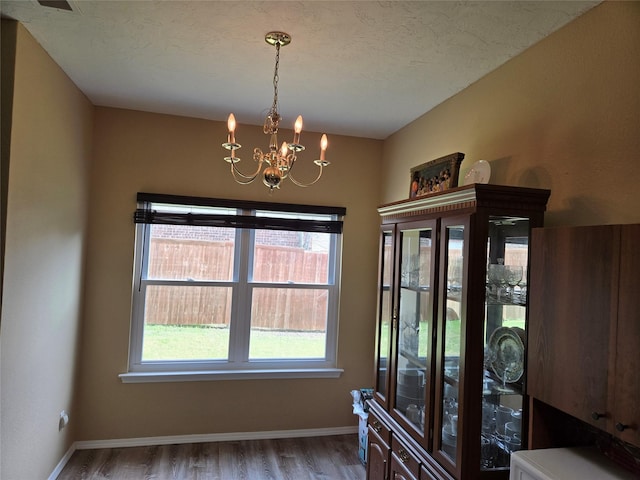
[510, 447, 638, 480]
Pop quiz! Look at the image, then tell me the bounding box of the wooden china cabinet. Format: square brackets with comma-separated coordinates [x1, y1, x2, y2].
[367, 184, 550, 480]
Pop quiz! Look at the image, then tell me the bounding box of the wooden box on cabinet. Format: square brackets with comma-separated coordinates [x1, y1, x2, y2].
[528, 224, 640, 448]
[370, 184, 550, 480]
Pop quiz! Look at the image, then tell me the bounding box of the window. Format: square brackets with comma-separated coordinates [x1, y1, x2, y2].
[122, 193, 346, 382]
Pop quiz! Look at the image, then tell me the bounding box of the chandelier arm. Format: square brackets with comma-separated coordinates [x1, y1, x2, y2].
[231, 170, 256, 185]
[287, 164, 324, 187]
[230, 165, 261, 184]
[230, 157, 264, 181]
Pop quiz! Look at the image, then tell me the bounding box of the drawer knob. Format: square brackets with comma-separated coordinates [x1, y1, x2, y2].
[372, 420, 382, 433]
[591, 412, 606, 420]
[398, 448, 410, 463]
[615, 422, 629, 432]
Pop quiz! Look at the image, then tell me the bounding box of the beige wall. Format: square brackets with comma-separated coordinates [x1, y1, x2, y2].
[0, 21, 93, 480]
[381, 1, 640, 226]
[74, 107, 383, 440]
[2, 0, 640, 476]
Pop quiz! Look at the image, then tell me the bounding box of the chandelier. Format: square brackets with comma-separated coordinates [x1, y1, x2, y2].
[222, 31, 329, 192]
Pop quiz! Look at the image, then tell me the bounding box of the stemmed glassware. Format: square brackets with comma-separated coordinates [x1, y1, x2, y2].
[487, 264, 525, 302]
[487, 264, 506, 300]
[505, 266, 523, 300]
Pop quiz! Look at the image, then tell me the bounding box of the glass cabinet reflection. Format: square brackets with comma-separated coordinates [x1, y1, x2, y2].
[440, 224, 465, 463]
[395, 225, 435, 432]
[481, 216, 530, 471]
[375, 229, 394, 404]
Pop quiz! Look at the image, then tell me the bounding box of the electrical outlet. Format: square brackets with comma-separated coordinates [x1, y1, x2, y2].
[59, 410, 69, 431]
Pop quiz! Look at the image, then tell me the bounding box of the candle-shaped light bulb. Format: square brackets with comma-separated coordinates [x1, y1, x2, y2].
[281, 141, 288, 157]
[293, 115, 303, 144]
[320, 134, 328, 161]
[227, 113, 236, 144]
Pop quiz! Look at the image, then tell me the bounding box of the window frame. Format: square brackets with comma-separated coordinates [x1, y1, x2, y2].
[122, 193, 345, 383]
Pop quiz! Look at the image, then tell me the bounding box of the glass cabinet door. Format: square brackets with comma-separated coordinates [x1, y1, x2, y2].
[480, 215, 531, 471]
[437, 222, 466, 468]
[375, 228, 394, 404]
[394, 223, 436, 435]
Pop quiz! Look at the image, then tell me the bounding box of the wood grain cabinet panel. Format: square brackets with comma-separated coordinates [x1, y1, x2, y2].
[368, 439, 389, 480]
[528, 224, 640, 447]
[528, 225, 615, 426]
[367, 411, 391, 480]
[612, 224, 640, 446]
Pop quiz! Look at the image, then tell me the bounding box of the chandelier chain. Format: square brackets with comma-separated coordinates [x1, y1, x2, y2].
[271, 42, 280, 116]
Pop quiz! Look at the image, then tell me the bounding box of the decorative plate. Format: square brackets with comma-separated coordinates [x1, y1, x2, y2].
[463, 159, 491, 185]
[488, 327, 525, 383]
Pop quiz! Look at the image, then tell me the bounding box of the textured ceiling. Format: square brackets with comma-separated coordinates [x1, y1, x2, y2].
[1, 1, 600, 139]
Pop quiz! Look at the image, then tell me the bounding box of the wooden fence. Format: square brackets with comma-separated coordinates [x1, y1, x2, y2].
[145, 239, 329, 331]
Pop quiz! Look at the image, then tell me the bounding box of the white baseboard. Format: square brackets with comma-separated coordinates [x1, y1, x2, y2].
[48, 443, 77, 480]
[49, 426, 358, 479]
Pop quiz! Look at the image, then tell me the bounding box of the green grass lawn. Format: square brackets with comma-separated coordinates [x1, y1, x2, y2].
[144, 315, 523, 362]
[142, 324, 325, 360]
[379, 317, 524, 361]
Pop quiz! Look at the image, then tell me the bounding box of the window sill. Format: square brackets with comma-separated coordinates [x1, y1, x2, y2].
[119, 368, 344, 383]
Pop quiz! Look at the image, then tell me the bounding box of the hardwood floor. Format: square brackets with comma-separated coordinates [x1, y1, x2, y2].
[57, 434, 366, 480]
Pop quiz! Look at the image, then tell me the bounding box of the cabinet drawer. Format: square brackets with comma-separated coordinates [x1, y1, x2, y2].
[421, 465, 439, 480]
[368, 411, 391, 445]
[391, 436, 421, 479]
